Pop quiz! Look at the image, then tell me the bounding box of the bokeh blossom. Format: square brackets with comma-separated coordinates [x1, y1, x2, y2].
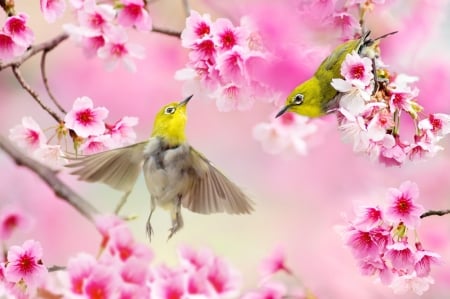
[339, 181, 441, 295]
[253, 112, 318, 156]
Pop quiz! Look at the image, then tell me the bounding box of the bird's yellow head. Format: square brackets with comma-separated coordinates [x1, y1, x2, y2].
[276, 78, 324, 118]
[151, 95, 193, 146]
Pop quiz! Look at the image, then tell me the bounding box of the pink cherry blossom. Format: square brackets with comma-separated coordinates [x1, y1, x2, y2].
[253, 112, 318, 156]
[116, 0, 151, 31]
[106, 116, 138, 147]
[333, 11, 359, 39]
[385, 242, 415, 272]
[205, 256, 241, 297]
[0, 206, 31, 241]
[0, 32, 25, 61]
[64, 96, 109, 138]
[345, 227, 385, 259]
[9, 116, 47, 151]
[358, 258, 393, 285]
[340, 51, 373, 88]
[67, 253, 96, 294]
[4, 240, 48, 288]
[33, 144, 67, 170]
[384, 181, 425, 229]
[212, 18, 243, 51]
[389, 273, 434, 296]
[259, 247, 291, 277]
[3, 14, 34, 47]
[83, 265, 119, 298]
[79, 135, 112, 154]
[40, 0, 67, 23]
[414, 244, 441, 277]
[241, 282, 288, 299]
[181, 10, 212, 47]
[97, 27, 145, 72]
[77, 2, 115, 35]
[418, 113, 450, 138]
[352, 205, 383, 230]
[178, 246, 214, 271]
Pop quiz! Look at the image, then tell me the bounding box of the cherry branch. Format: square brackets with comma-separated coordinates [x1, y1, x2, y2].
[41, 50, 67, 114]
[420, 209, 450, 219]
[11, 66, 63, 123]
[152, 25, 182, 38]
[0, 136, 99, 223]
[0, 33, 69, 71]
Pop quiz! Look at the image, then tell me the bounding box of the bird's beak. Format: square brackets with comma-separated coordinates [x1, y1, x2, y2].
[275, 104, 292, 118]
[179, 94, 193, 107]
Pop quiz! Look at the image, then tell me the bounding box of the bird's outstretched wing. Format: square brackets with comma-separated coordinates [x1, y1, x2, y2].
[66, 141, 148, 192]
[183, 147, 254, 215]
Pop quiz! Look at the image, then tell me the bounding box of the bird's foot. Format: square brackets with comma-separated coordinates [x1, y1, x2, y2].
[146, 218, 154, 242]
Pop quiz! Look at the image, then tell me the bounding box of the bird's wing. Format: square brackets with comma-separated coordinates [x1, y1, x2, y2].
[183, 147, 254, 215]
[66, 141, 148, 192]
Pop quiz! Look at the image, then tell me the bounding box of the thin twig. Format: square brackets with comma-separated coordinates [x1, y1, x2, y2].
[420, 209, 450, 219]
[48, 265, 66, 272]
[0, 136, 99, 223]
[181, 0, 190, 18]
[152, 26, 182, 38]
[41, 50, 67, 114]
[0, 33, 69, 70]
[11, 66, 63, 123]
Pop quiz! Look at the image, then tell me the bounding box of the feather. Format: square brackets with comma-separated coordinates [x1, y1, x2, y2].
[183, 147, 254, 215]
[66, 141, 148, 192]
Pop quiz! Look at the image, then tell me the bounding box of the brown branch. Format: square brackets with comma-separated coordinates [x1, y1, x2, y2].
[40, 50, 67, 114]
[11, 66, 63, 123]
[420, 209, 450, 219]
[0, 33, 69, 70]
[0, 135, 99, 223]
[152, 26, 182, 38]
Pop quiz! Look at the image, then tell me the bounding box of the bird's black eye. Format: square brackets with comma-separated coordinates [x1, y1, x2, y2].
[165, 106, 176, 114]
[293, 94, 304, 105]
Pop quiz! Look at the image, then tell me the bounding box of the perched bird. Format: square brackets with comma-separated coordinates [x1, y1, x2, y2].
[276, 31, 396, 118]
[67, 95, 254, 240]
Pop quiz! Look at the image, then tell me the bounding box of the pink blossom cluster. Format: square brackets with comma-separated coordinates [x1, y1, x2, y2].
[0, 13, 34, 62]
[64, 96, 138, 154]
[0, 215, 244, 298]
[333, 51, 450, 166]
[340, 181, 441, 295]
[62, 0, 148, 71]
[242, 247, 308, 299]
[253, 112, 319, 156]
[176, 10, 276, 112]
[8, 96, 138, 166]
[9, 116, 68, 170]
[295, 0, 386, 41]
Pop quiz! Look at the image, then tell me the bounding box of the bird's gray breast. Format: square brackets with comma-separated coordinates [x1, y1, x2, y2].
[142, 138, 193, 205]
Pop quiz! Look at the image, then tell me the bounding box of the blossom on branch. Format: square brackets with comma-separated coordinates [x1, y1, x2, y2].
[338, 181, 441, 295]
[177, 10, 277, 111]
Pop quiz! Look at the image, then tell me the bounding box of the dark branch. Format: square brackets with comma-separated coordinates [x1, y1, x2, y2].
[48, 265, 66, 272]
[420, 209, 450, 219]
[11, 66, 63, 123]
[152, 26, 182, 38]
[0, 33, 69, 70]
[0, 136, 99, 223]
[41, 50, 67, 114]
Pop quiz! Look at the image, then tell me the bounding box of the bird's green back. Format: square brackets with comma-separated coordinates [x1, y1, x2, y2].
[283, 34, 367, 117]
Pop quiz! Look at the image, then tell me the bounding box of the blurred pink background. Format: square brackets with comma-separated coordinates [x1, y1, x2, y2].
[1, 0, 450, 298]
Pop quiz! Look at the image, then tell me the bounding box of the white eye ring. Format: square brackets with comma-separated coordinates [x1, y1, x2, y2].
[165, 106, 176, 114]
[294, 94, 304, 105]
